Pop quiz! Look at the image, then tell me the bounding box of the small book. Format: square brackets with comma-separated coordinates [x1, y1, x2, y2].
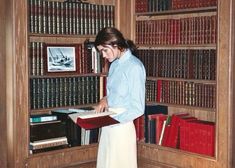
[30, 114, 57, 123]
[68, 108, 121, 129]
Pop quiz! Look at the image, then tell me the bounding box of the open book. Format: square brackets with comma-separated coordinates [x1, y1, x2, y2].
[68, 108, 125, 129]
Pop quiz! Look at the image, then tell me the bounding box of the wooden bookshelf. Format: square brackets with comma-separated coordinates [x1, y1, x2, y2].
[0, 0, 234, 168]
[132, 0, 235, 167]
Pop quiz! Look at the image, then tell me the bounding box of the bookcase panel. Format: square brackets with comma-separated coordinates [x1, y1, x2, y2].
[134, 0, 218, 160]
[27, 0, 111, 158]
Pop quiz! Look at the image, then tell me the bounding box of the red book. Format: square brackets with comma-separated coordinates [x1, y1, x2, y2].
[180, 120, 215, 156]
[76, 115, 119, 129]
[69, 109, 119, 129]
[162, 113, 189, 148]
[157, 80, 162, 102]
[134, 115, 145, 141]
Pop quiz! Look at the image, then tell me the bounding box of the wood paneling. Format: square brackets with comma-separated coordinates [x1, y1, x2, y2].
[5, 0, 29, 167]
[230, 0, 235, 167]
[0, 0, 7, 166]
[115, 0, 134, 39]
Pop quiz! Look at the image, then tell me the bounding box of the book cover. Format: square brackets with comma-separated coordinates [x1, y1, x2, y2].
[30, 120, 66, 142]
[68, 108, 120, 129]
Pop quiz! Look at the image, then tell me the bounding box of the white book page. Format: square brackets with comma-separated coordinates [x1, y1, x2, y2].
[68, 108, 126, 123]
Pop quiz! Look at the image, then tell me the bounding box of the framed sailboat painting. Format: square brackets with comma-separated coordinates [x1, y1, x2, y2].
[45, 44, 79, 74]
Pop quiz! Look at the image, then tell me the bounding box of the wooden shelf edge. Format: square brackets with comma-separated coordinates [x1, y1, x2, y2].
[147, 77, 216, 84]
[26, 144, 98, 167]
[138, 142, 215, 159]
[30, 103, 98, 114]
[137, 44, 217, 50]
[135, 6, 217, 16]
[146, 102, 216, 112]
[29, 33, 96, 39]
[30, 73, 105, 79]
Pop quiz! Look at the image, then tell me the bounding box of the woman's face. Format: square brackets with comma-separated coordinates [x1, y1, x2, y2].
[97, 45, 120, 62]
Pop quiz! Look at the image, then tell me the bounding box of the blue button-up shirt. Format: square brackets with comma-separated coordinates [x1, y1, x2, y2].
[107, 49, 146, 123]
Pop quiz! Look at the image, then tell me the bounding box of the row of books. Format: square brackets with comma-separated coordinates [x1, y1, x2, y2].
[30, 76, 102, 109]
[28, 0, 115, 34]
[134, 106, 215, 156]
[29, 42, 104, 76]
[135, 15, 217, 45]
[146, 79, 216, 108]
[135, 0, 217, 13]
[146, 80, 158, 102]
[136, 49, 216, 80]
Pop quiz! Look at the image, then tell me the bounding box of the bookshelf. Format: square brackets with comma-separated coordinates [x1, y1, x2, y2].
[131, 0, 235, 167]
[0, 0, 234, 168]
[1, 0, 119, 167]
[27, 0, 116, 157]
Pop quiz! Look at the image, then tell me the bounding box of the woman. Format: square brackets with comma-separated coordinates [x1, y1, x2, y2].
[94, 27, 146, 168]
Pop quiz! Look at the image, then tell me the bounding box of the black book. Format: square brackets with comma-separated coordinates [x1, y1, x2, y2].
[30, 120, 66, 142]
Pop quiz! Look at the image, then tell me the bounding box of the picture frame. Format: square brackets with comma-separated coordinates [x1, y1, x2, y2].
[44, 44, 79, 74]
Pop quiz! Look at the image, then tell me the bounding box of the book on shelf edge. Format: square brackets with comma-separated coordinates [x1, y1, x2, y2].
[68, 108, 122, 129]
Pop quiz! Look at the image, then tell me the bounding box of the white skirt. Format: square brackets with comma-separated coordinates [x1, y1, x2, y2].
[96, 121, 137, 168]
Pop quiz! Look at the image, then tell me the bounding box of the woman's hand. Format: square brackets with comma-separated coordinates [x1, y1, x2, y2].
[95, 97, 108, 112]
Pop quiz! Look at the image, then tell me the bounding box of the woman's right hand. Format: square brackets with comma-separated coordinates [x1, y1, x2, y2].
[95, 97, 108, 113]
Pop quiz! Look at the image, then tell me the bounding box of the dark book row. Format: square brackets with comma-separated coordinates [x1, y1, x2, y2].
[157, 80, 216, 108]
[135, 109, 215, 156]
[30, 76, 101, 109]
[136, 15, 217, 45]
[135, 0, 217, 13]
[145, 79, 216, 108]
[29, 41, 104, 76]
[136, 49, 216, 80]
[28, 0, 115, 35]
[146, 79, 157, 102]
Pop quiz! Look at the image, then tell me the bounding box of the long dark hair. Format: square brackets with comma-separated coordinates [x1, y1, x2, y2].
[94, 27, 137, 55]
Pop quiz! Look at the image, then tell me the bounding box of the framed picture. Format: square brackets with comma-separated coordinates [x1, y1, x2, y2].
[45, 44, 79, 74]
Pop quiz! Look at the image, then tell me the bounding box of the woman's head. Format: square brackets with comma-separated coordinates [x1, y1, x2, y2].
[94, 27, 137, 62]
[94, 27, 128, 50]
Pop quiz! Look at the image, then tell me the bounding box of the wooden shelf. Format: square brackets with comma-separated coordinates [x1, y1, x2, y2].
[29, 34, 96, 44]
[138, 142, 215, 159]
[147, 101, 216, 111]
[30, 103, 98, 115]
[135, 6, 217, 17]
[137, 44, 217, 50]
[137, 142, 216, 167]
[30, 73, 105, 79]
[26, 144, 98, 167]
[147, 77, 216, 84]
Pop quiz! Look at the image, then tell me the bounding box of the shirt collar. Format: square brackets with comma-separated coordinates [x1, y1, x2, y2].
[116, 49, 132, 64]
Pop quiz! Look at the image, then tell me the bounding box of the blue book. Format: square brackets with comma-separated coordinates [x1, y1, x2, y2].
[30, 114, 57, 123]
